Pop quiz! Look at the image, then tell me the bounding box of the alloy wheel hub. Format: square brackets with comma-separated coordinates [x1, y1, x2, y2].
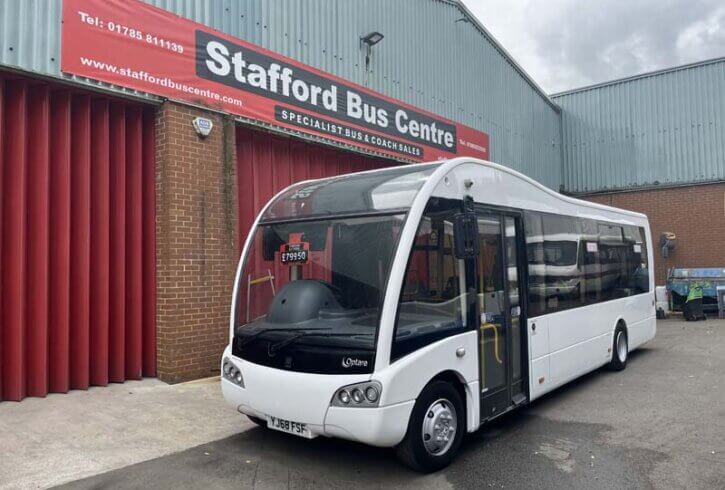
[617, 332, 627, 362]
[422, 398, 457, 455]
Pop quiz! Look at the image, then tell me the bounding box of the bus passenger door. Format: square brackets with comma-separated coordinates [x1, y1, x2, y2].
[476, 211, 527, 421]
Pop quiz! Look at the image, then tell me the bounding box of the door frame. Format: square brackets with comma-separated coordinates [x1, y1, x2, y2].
[474, 205, 530, 422]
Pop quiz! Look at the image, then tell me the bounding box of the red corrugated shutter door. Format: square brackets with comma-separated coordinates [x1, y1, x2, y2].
[2, 80, 28, 402]
[26, 85, 51, 397]
[90, 99, 111, 387]
[48, 91, 72, 394]
[0, 75, 157, 402]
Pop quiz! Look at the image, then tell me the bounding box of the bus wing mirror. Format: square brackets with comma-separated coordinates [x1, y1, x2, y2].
[453, 213, 479, 259]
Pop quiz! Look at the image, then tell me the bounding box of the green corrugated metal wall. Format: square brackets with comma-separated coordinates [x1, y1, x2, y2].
[553, 57, 725, 193]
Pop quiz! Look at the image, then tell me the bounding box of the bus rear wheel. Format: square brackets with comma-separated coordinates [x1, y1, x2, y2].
[607, 325, 628, 371]
[396, 381, 465, 473]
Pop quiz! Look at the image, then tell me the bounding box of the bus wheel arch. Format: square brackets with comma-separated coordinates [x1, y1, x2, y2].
[428, 370, 470, 429]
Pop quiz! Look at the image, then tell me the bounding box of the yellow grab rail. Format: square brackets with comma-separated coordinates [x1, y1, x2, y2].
[480, 322, 503, 364]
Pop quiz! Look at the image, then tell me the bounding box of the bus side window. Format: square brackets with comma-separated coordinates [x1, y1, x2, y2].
[524, 212, 649, 315]
[598, 224, 626, 300]
[579, 218, 601, 306]
[541, 213, 584, 312]
[392, 200, 472, 361]
[623, 225, 650, 294]
[523, 211, 545, 317]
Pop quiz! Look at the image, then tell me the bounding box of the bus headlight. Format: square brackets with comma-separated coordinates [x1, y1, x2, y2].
[351, 388, 365, 403]
[331, 381, 382, 408]
[222, 357, 244, 388]
[365, 386, 379, 402]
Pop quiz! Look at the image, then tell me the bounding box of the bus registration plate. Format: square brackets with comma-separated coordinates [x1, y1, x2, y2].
[266, 416, 314, 439]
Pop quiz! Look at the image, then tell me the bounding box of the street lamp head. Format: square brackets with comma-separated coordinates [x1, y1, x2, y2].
[360, 31, 384, 47]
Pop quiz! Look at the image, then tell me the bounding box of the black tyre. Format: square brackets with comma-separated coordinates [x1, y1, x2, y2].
[247, 415, 267, 428]
[396, 380, 465, 473]
[607, 324, 628, 371]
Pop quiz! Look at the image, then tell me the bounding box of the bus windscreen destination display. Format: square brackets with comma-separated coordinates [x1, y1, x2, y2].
[61, 0, 490, 162]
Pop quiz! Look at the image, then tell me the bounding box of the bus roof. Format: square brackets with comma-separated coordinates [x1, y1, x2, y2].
[260, 162, 440, 222]
[260, 158, 647, 223]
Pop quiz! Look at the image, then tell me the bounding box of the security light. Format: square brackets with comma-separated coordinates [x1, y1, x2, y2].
[360, 32, 384, 70]
[360, 31, 384, 46]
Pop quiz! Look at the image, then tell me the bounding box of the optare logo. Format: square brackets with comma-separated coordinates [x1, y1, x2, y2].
[341, 357, 368, 368]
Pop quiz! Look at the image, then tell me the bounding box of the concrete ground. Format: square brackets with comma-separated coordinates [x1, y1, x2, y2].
[0, 376, 247, 489]
[2, 316, 724, 489]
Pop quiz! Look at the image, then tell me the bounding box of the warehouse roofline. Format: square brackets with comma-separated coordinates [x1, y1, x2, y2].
[449, 0, 560, 112]
[550, 55, 725, 98]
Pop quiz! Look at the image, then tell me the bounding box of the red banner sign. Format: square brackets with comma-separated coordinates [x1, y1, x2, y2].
[61, 0, 489, 162]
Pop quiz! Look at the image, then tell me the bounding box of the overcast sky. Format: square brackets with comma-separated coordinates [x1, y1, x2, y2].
[463, 0, 725, 94]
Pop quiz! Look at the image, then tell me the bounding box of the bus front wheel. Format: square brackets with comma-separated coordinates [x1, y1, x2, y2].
[396, 381, 465, 473]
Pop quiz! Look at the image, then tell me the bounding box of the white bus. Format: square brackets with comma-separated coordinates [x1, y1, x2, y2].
[221, 158, 655, 472]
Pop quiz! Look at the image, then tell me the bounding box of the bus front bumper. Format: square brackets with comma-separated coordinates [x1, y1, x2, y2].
[221, 361, 414, 448]
[222, 378, 413, 447]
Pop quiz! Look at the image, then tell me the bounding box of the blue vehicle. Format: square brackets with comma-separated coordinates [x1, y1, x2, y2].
[667, 268, 725, 312]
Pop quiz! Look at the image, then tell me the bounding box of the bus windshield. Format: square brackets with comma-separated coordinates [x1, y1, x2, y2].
[233, 213, 406, 374]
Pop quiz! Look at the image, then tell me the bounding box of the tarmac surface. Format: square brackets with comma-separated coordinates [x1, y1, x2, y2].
[3, 317, 724, 489]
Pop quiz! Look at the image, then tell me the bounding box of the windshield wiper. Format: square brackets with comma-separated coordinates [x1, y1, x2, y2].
[268, 331, 373, 355]
[237, 327, 331, 348]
